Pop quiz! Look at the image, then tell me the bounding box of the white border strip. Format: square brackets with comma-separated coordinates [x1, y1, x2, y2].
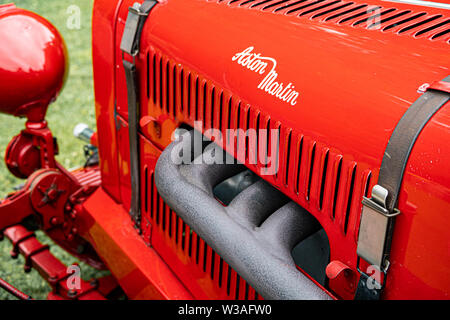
[383, 0, 450, 10]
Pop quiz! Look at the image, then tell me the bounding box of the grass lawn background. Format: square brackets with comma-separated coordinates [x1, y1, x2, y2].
[0, 0, 106, 299]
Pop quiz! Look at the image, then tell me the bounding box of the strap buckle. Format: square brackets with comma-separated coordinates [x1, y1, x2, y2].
[129, 4, 150, 17]
[120, 1, 157, 57]
[357, 185, 400, 272]
[355, 185, 400, 299]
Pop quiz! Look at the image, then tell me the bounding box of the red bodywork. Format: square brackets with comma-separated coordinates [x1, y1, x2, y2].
[0, 0, 449, 300]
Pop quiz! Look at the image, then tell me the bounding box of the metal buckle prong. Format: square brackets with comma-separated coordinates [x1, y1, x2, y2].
[361, 196, 401, 219]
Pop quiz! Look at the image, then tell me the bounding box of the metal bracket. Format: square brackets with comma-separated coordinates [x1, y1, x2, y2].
[354, 271, 382, 300]
[357, 185, 400, 272]
[355, 185, 400, 300]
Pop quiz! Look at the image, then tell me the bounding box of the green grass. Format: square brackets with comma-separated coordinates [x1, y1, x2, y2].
[0, 0, 105, 300]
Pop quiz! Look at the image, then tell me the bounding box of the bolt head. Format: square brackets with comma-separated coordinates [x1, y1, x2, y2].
[67, 290, 77, 298]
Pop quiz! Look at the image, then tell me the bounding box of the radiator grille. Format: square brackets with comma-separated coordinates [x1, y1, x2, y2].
[213, 0, 450, 42]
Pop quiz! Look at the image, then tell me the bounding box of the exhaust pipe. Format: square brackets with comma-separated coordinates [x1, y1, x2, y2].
[155, 130, 331, 300]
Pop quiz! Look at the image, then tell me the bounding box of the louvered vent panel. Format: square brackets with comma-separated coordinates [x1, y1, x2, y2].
[144, 47, 375, 281]
[212, 0, 450, 42]
[142, 168, 262, 300]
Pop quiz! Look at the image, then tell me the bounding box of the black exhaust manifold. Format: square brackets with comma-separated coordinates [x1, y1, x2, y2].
[155, 130, 331, 300]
